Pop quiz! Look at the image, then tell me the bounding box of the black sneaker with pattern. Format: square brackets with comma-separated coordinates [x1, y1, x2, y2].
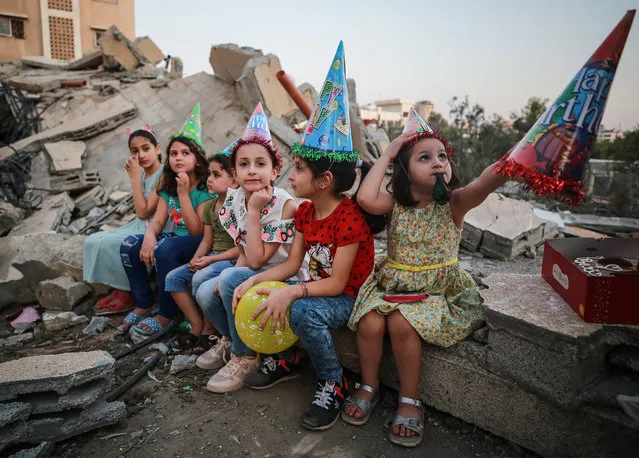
[244, 354, 301, 390]
[301, 378, 347, 431]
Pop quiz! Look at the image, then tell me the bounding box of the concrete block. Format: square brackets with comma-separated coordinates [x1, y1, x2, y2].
[0, 94, 137, 162]
[36, 276, 91, 311]
[0, 402, 31, 428]
[481, 274, 609, 407]
[99, 27, 139, 71]
[132, 36, 165, 65]
[209, 43, 263, 83]
[0, 236, 35, 310]
[29, 400, 126, 443]
[10, 233, 86, 287]
[236, 54, 297, 118]
[461, 221, 484, 252]
[73, 185, 106, 216]
[42, 311, 88, 332]
[0, 333, 34, 348]
[0, 202, 25, 235]
[10, 192, 76, 236]
[463, 193, 547, 260]
[66, 49, 103, 71]
[332, 330, 639, 458]
[50, 171, 101, 193]
[108, 190, 130, 204]
[43, 141, 86, 174]
[8, 442, 54, 458]
[0, 351, 115, 402]
[22, 378, 112, 415]
[7, 72, 94, 93]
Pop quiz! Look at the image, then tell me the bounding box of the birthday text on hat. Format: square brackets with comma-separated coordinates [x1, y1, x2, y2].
[537, 66, 612, 134]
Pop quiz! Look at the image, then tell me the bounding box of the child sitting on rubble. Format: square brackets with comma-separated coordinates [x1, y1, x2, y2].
[193, 103, 308, 392]
[163, 148, 240, 354]
[118, 104, 215, 337]
[85, 126, 167, 316]
[342, 108, 509, 448]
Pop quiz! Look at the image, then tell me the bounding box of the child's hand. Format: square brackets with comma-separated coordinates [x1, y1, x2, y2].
[176, 172, 190, 195]
[247, 185, 273, 214]
[190, 256, 213, 271]
[139, 235, 157, 266]
[384, 130, 419, 160]
[232, 277, 257, 314]
[251, 287, 297, 335]
[124, 156, 142, 180]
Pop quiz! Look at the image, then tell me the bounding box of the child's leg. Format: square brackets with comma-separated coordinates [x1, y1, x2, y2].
[195, 277, 227, 337]
[217, 266, 265, 356]
[191, 259, 234, 297]
[343, 310, 386, 420]
[166, 263, 203, 335]
[387, 310, 422, 438]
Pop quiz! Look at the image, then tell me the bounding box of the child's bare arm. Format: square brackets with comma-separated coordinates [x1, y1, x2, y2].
[245, 198, 296, 270]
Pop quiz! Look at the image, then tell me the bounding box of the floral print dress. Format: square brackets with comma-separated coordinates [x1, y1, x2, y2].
[348, 202, 484, 347]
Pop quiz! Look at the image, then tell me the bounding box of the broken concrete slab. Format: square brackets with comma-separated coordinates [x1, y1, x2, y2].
[0, 351, 114, 402]
[10, 193, 75, 236]
[74, 185, 106, 216]
[209, 43, 263, 84]
[0, 333, 34, 348]
[0, 403, 31, 429]
[7, 71, 96, 93]
[29, 400, 126, 443]
[21, 378, 112, 415]
[65, 50, 104, 71]
[43, 141, 86, 174]
[0, 418, 30, 454]
[50, 171, 101, 193]
[36, 277, 92, 311]
[236, 54, 297, 118]
[0, 236, 36, 309]
[132, 37, 165, 65]
[0, 94, 137, 162]
[20, 56, 67, 71]
[462, 193, 555, 260]
[108, 190, 130, 204]
[7, 441, 54, 458]
[10, 232, 87, 287]
[0, 202, 25, 235]
[99, 27, 140, 71]
[42, 311, 88, 332]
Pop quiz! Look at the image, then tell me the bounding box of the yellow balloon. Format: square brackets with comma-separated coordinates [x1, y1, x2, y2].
[234, 281, 299, 354]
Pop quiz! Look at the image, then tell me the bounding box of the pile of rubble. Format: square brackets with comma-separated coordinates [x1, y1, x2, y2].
[0, 350, 125, 455]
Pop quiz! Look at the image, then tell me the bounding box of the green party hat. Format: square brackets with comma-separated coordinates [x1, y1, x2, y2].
[176, 103, 202, 146]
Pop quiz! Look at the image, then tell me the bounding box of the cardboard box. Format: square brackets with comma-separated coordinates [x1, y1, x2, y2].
[542, 238, 639, 324]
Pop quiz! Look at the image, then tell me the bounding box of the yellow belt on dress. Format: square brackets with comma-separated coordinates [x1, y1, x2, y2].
[386, 257, 458, 272]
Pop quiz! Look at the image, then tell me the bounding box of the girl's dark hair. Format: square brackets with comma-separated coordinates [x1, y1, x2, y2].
[128, 129, 161, 161]
[303, 157, 386, 234]
[157, 136, 209, 196]
[387, 131, 462, 207]
[209, 153, 233, 176]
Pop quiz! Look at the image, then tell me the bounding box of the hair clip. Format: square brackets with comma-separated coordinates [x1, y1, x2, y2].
[355, 160, 363, 169]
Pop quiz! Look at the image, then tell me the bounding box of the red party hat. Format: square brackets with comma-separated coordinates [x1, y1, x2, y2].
[495, 10, 635, 205]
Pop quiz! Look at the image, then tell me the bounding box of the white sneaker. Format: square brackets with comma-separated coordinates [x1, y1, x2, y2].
[206, 353, 260, 393]
[196, 336, 231, 370]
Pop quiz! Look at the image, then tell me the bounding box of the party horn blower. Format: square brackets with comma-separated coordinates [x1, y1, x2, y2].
[495, 10, 635, 205]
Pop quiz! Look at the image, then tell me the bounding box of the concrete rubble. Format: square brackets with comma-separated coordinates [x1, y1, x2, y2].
[43, 141, 86, 174]
[36, 276, 92, 311]
[0, 351, 124, 454]
[42, 311, 88, 332]
[462, 193, 559, 260]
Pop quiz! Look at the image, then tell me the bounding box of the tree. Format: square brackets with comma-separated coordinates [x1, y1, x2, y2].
[510, 97, 549, 137]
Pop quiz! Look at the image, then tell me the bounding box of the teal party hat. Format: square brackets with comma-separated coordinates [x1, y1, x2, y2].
[292, 41, 358, 162]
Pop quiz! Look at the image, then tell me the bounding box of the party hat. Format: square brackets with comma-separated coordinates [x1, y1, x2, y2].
[293, 41, 358, 162]
[219, 138, 240, 157]
[176, 103, 202, 147]
[402, 107, 433, 135]
[232, 103, 280, 164]
[495, 10, 635, 205]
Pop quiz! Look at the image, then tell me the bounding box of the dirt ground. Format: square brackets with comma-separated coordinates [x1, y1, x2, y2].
[1, 255, 543, 457]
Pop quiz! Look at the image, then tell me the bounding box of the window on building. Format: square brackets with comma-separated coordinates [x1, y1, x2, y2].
[0, 16, 26, 39]
[93, 28, 106, 46]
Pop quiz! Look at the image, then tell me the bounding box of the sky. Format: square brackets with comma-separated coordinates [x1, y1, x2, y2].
[135, 0, 639, 130]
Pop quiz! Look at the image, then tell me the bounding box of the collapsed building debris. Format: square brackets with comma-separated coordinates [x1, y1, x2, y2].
[0, 351, 125, 454]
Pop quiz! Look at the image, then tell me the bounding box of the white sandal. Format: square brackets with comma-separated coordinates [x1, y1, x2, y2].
[389, 396, 424, 448]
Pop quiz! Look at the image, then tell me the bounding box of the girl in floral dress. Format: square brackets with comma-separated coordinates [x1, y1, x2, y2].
[342, 108, 509, 447]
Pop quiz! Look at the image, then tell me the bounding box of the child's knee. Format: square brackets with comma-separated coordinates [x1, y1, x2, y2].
[153, 237, 171, 263]
[358, 311, 385, 338]
[387, 311, 414, 337]
[120, 234, 141, 254]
